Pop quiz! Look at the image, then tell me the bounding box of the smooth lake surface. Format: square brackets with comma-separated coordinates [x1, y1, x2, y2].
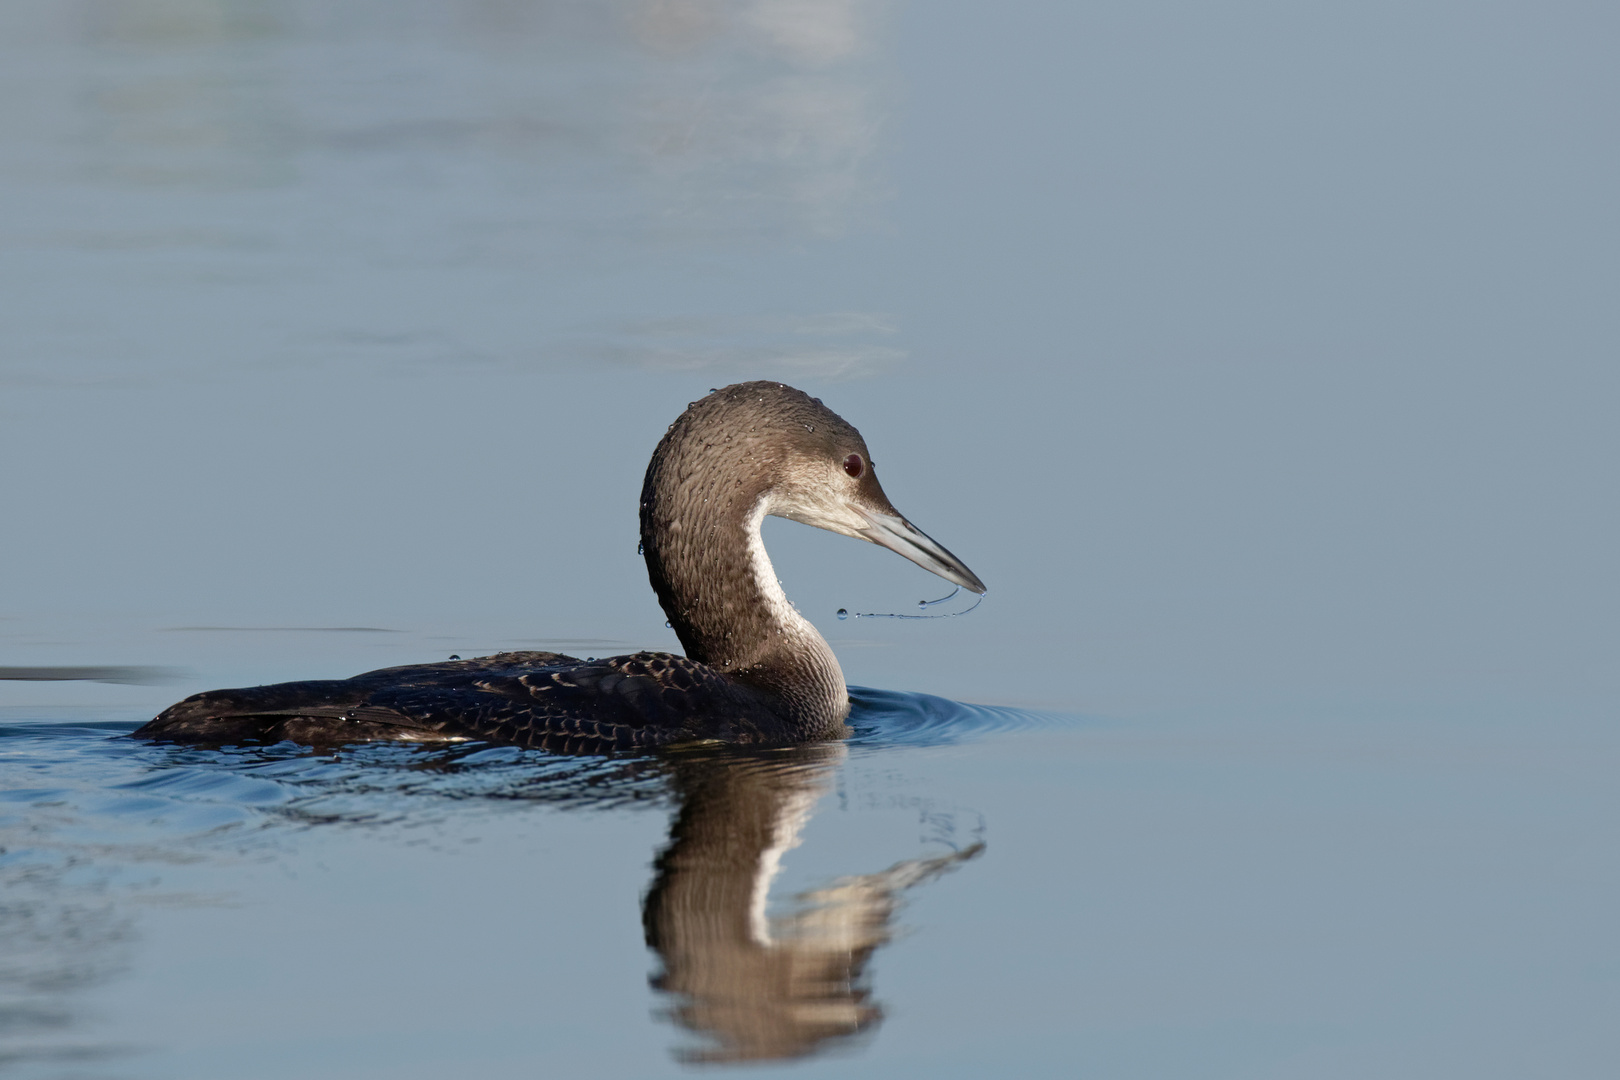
[3, 2, 1619, 1076]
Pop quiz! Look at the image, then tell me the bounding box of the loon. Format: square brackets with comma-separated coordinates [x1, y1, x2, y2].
[134, 382, 985, 749]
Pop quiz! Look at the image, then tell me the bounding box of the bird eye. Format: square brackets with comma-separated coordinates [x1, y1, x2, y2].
[843, 454, 864, 478]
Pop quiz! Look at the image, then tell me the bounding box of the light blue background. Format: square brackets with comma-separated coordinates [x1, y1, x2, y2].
[1, 2, 1616, 1075]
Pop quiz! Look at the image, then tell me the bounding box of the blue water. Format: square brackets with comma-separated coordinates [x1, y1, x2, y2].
[0, 695, 1044, 1073]
[4, 698, 1616, 1078]
[4, 1, 1619, 1076]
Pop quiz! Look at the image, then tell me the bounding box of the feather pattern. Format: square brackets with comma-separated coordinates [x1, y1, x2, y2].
[138, 651, 791, 748]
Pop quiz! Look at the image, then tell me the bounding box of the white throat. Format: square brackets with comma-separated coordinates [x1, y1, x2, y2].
[743, 495, 848, 714]
[745, 495, 827, 647]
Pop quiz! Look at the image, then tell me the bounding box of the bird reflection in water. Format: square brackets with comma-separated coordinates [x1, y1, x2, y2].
[643, 745, 983, 1064]
[2, 728, 982, 1068]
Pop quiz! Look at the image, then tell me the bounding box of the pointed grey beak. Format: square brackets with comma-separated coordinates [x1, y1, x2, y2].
[856, 509, 987, 595]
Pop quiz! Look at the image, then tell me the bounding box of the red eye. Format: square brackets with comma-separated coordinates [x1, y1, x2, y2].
[843, 454, 864, 478]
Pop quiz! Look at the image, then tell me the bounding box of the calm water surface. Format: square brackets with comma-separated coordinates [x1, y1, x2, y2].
[4, 2, 1619, 1076]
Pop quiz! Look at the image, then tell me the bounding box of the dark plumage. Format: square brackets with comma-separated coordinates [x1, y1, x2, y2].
[135, 382, 984, 749]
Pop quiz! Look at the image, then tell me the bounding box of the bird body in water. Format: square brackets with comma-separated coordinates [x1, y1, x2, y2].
[135, 383, 985, 749]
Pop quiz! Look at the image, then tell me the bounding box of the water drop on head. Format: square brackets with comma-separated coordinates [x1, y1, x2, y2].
[837, 609, 848, 620]
[637, 541, 644, 555]
[665, 621, 672, 628]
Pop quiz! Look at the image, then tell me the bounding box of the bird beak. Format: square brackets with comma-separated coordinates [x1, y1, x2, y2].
[856, 508, 987, 595]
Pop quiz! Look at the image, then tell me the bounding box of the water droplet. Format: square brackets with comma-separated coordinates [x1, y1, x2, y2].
[665, 621, 672, 628]
[837, 609, 848, 620]
[448, 654, 461, 660]
[637, 541, 644, 555]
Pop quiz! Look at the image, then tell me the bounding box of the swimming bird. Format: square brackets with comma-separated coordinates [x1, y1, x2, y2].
[134, 382, 985, 749]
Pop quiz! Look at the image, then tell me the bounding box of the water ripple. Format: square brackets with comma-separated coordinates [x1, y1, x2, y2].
[0, 690, 1083, 840]
[846, 686, 1088, 749]
[0, 688, 1051, 1068]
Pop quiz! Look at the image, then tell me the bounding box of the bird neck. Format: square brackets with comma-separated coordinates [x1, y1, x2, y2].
[640, 472, 848, 736]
